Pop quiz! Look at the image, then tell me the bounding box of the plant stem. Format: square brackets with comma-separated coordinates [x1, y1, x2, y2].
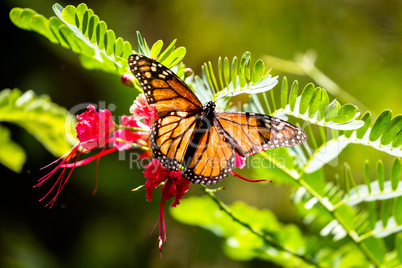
[258, 152, 382, 266]
[199, 185, 320, 268]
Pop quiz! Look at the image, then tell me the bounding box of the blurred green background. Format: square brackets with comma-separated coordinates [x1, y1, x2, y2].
[1, 0, 402, 267]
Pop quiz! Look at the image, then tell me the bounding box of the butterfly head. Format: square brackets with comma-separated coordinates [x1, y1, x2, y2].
[202, 101, 216, 121]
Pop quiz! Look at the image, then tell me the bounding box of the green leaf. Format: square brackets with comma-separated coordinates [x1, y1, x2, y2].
[368, 202, 377, 230]
[244, 56, 251, 82]
[96, 21, 107, 50]
[394, 196, 402, 225]
[317, 88, 329, 121]
[87, 13, 99, 43]
[252, 59, 264, 83]
[331, 104, 359, 124]
[114, 37, 124, 57]
[391, 158, 401, 191]
[75, 3, 88, 31]
[356, 112, 371, 139]
[289, 80, 299, 112]
[280, 76, 288, 109]
[369, 110, 392, 142]
[364, 160, 372, 194]
[397, 233, 402, 263]
[31, 15, 57, 42]
[377, 160, 385, 192]
[156, 38, 176, 62]
[223, 57, 230, 88]
[0, 88, 75, 157]
[206, 62, 218, 93]
[0, 125, 26, 172]
[344, 163, 351, 194]
[238, 52, 250, 88]
[61, 5, 76, 25]
[48, 17, 67, 47]
[308, 87, 323, 119]
[393, 131, 402, 148]
[10, 8, 36, 30]
[150, 40, 163, 60]
[361, 237, 385, 265]
[299, 83, 315, 115]
[217, 57, 224, 90]
[231, 56, 238, 90]
[81, 8, 93, 38]
[334, 205, 356, 231]
[105, 29, 116, 56]
[325, 99, 341, 122]
[381, 199, 391, 227]
[381, 115, 402, 145]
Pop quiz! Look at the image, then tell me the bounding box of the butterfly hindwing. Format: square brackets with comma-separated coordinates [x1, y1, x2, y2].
[151, 112, 235, 184]
[128, 55, 203, 118]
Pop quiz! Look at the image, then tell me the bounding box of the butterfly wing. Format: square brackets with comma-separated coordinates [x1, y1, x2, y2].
[128, 54, 203, 118]
[151, 112, 235, 184]
[129, 54, 307, 185]
[216, 112, 307, 157]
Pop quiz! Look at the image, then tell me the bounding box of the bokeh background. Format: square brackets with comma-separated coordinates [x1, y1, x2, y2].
[1, 0, 402, 267]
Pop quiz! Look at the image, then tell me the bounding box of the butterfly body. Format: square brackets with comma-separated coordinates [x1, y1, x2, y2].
[128, 54, 307, 185]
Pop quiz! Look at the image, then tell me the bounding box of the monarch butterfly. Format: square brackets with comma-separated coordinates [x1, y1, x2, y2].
[128, 54, 307, 185]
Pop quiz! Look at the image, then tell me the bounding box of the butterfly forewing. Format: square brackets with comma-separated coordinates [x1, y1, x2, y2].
[128, 55, 203, 118]
[216, 112, 307, 157]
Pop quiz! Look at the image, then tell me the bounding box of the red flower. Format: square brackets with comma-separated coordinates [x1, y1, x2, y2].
[143, 159, 190, 254]
[114, 115, 149, 150]
[114, 115, 152, 159]
[37, 105, 118, 207]
[235, 153, 246, 169]
[76, 104, 115, 150]
[121, 73, 135, 87]
[37, 104, 156, 207]
[130, 94, 158, 126]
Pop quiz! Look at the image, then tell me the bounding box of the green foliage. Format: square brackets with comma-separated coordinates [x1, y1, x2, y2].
[9, 3, 402, 267]
[193, 52, 278, 109]
[0, 124, 26, 172]
[0, 88, 75, 171]
[305, 109, 402, 174]
[170, 194, 312, 267]
[271, 78, 363, 130]
[10, 4, 186, 89]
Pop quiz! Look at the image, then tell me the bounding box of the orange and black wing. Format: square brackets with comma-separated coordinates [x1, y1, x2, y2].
[128, 54, 203, 118]
[151, 113, 235, 184]
[216, 112, 307, 157]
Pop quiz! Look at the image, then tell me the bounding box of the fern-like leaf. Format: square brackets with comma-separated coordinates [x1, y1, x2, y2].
[10, 4, 186, 82]
[305, 110, 402, 173]
[193, 52, 278, 107]
[0, 88, 75, 158]
[0, 124, 26, 172]
[274, 79, 364, 130]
